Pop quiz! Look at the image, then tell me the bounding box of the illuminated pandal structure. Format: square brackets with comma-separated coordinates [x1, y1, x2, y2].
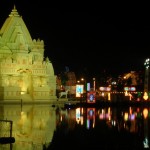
[0, 6, 57, 101]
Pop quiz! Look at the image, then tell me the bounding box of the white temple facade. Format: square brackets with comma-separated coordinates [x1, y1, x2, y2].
[0, 6, 57, 101]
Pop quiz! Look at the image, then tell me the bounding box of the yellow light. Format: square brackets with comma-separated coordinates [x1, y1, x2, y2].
[81, 78, 84, 81]
[143, 92, 148, 100]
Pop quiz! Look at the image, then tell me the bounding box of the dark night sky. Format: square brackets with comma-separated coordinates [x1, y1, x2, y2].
[0, 1, 150, 79]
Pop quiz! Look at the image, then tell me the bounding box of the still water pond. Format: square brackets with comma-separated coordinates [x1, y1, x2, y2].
[0, 104, 149, 150]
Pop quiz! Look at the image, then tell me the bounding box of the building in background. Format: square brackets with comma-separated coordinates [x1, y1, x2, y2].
[56, 71, 76, 97]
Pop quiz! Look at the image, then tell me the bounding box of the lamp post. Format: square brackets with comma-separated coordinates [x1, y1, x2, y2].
[93, 78, 96, 91]
[143, 58, 150, 100]
[81, 78, 85, 91]
[81, 78, 87, 98]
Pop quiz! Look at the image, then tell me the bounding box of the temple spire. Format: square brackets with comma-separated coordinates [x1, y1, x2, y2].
[9, 5, 19, 17]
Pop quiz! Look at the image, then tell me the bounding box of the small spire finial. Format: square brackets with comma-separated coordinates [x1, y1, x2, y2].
[9, 4, 19, 17]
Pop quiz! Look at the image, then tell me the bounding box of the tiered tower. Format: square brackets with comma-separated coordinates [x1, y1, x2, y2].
[0, 6, 57, 101]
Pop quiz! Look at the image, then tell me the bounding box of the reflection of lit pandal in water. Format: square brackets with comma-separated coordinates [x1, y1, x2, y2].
[0, 105, 56, 148]
[17, 132, 30, 138]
